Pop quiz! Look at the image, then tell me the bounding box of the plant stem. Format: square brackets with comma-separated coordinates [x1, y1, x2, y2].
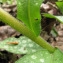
[0, 8, 55, 53]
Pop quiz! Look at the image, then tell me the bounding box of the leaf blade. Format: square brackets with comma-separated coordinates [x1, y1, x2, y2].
[15, 49, 63, 63]
[17, 0, 43, 36]
[0, 36, 43, 54]
[42, 13, 63, 24]
[56, 2, 63, 14]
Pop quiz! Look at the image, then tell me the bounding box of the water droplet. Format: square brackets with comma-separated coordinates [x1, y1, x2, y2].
[29, 44, 33, 47]
[22, 40, 27, 43]
[40, 59, 44, 63]
[31, 55, 37, 59]
[4, 46, 8, 49]
[32, 49, 36, 52]
[36, 3, 38, 5]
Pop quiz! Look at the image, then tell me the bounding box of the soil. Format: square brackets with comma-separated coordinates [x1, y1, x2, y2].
[0, 0, 63, 63]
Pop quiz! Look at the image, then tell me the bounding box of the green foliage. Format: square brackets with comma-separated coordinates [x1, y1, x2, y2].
[17, 0, 43, 36]
[15, 49, 63, 63]
[42, 13, 63, 23]
[0, 36, 43, 54]
[0, 0, 63, 63]
[0, 0, 2, 2]
[56, 2, 63, 14]
[51, 27, 58, 37]
[2, 0, 7, 2]
[0, 0, 13, 4]
[58, 0, 63, 1]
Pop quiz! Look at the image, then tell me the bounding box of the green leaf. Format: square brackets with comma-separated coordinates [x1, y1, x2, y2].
[42, 13, 63, 24]
[2, 0, 7, 2]
[0, 0, 13, 4]
[55, 16, 63, 23]
[42, 13, 55, 18]
[7, 0, 13, 4]
[53, 49, 63, 63]
[17, 0, 43, 36]
[58, 0, 63, 1]
[56, 2, 63, 14]
[0, 36, 43, 54]
[0, 0, 2, 2]
[15, 49, 63, 63]
[51, 27, 58, 37]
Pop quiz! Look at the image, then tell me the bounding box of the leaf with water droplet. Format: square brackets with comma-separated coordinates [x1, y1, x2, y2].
[0, 36, 43, 54]
[15, 48, 63, 63]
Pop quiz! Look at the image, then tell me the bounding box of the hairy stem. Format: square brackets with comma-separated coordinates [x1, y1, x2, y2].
[0, 8, 55, 53]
